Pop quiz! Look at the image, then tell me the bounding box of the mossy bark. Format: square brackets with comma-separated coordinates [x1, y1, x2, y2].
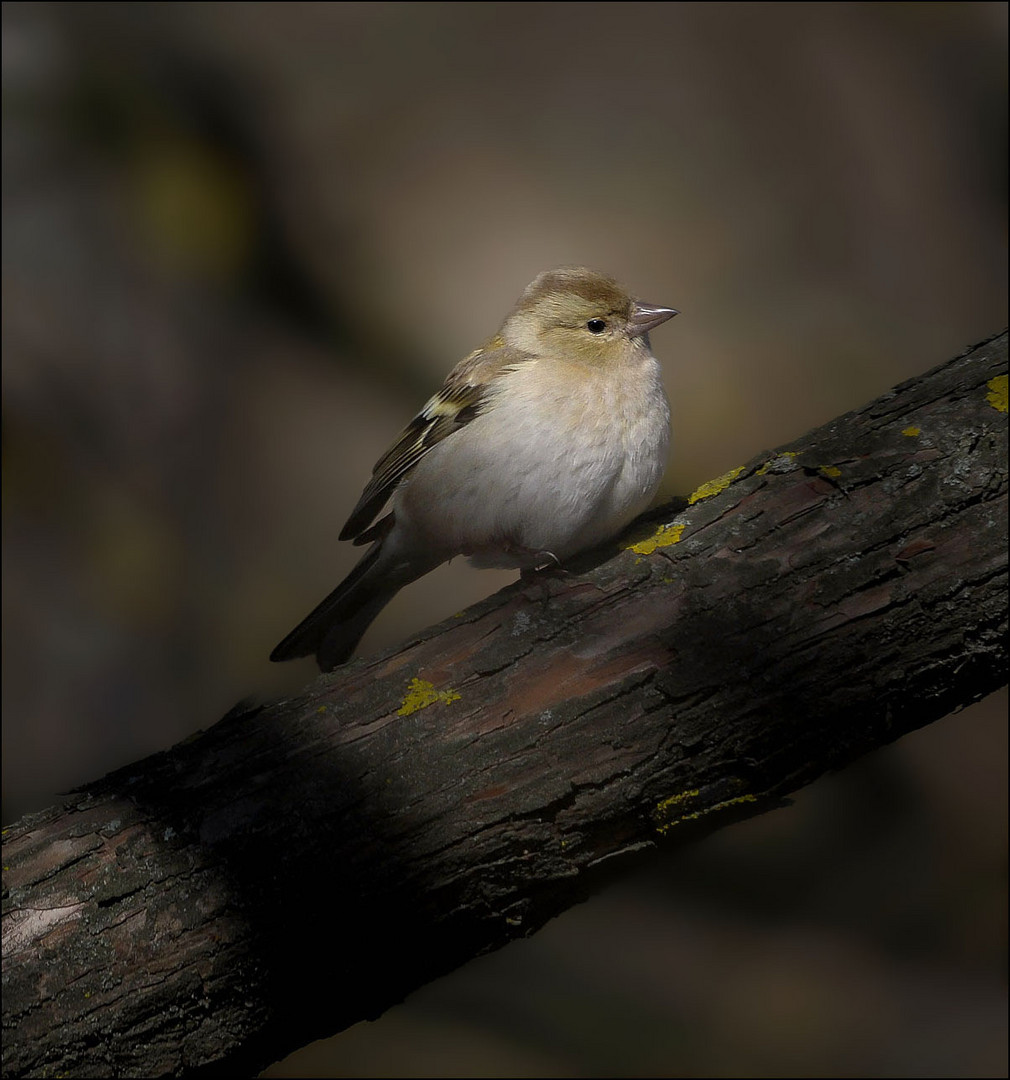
[3, 332, 1007, 1078]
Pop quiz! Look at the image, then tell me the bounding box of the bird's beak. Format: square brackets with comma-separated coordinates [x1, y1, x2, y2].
[628, 301, 679, 337]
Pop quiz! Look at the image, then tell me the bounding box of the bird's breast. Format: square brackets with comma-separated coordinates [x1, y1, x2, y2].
[395, 354, 670, 566]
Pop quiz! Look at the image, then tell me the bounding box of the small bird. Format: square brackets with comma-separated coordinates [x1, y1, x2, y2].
[270, 266, 678, 671]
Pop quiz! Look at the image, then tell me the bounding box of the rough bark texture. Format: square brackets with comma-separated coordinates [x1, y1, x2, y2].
[3, 332, 1007, 1079]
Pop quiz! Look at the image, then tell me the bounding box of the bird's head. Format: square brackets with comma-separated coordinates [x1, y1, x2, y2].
[501, 266, 678, 364]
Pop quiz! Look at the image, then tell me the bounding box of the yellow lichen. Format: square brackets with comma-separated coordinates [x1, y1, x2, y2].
[653, 789, 701, 834]
[627, 522, 686, 555]
[397, 677, 461, 716]
[986, 374, 1008, 413]
[819, 465, 842, 478]
[901, 426, 921, 437]
[687, 466, 745, 505]
[654, 789, 700, 815]
[756, 451, 798, 476]
[654, 791, 759, 836]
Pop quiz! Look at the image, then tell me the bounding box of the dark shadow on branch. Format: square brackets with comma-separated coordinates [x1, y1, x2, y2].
[2, 331, 1007, 1078]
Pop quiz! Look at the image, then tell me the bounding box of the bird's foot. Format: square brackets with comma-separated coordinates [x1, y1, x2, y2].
[519, 549, 565, 581]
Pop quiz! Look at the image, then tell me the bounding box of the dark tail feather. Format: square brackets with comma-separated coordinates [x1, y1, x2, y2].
[270, 542, 439, 671]
[270, 543, 392, 670]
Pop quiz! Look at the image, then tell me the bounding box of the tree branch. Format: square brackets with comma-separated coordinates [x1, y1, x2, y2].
[3, 331, 1007, 1079]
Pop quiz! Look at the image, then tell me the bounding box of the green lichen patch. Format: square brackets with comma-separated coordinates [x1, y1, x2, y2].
[986, 374, 1008, 412]
[756, 451, 799, 476]
[688, 466, 745, 505]
[653, 788, 758, 836]
[397, 678, 462, 716]
[626, 522, 686, 555]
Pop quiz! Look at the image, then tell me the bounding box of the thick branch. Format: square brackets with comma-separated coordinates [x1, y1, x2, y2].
[3, 332, 1007, 1079]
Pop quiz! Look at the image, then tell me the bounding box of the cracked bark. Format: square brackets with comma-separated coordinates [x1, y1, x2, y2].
[2, 331, 1007, 1079]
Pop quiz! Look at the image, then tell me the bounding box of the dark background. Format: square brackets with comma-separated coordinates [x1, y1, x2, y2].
[2, 3, 1006, 1075]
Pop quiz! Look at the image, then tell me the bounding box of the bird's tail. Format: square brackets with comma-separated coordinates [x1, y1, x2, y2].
[269, 538, 439, 672]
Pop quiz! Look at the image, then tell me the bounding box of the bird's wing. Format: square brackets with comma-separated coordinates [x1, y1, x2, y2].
[339, 338, 530, 542]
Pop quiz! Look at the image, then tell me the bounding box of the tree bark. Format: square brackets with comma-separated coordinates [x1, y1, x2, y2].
[3, 331, 1007, 1079]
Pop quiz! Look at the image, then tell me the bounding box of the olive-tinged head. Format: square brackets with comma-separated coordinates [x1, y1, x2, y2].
[503, 266, 678, 363]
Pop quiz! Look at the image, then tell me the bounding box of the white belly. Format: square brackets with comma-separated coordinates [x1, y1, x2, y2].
[394, 354, 670, 568]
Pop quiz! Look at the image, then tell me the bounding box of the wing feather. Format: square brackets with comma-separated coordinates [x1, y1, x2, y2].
[339, 340, 529, 541]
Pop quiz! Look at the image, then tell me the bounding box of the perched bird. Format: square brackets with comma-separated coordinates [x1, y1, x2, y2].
[271, 266, 678, 671]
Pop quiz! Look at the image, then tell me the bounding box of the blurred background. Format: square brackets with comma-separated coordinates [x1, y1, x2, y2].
[2, 2, 1006, 1075]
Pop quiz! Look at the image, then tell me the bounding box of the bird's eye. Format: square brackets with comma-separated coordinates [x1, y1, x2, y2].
[587, 318, 606, 334]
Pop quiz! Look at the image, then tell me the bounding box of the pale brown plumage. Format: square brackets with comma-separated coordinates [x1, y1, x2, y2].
[340, 339, 533, 542]
[271, 267, 677, 671]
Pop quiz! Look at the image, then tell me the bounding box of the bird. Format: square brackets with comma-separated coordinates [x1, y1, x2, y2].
[270, 266, 678, 671]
